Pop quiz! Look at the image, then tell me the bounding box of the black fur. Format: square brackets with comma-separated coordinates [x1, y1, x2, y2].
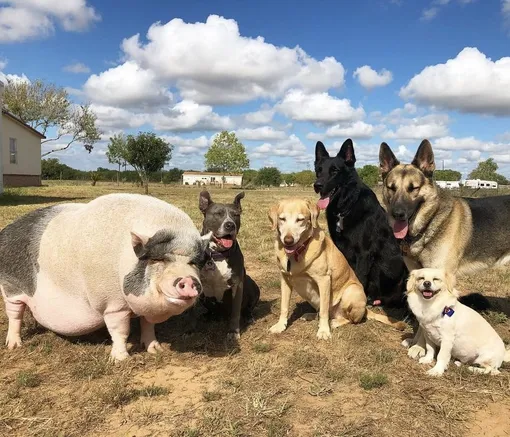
[314, 139, 408, 307]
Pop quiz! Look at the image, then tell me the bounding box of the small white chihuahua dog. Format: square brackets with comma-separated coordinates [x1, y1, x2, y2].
[406, 268, 510, 376]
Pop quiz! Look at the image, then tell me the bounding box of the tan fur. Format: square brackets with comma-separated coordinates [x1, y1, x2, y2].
[268, 198, 406, 339]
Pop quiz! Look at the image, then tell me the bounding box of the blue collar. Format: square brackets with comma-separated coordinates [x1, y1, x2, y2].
[442, 306, 455, 317]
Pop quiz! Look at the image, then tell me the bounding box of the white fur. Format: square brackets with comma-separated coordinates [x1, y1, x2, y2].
[201, 257, 233, 301]
[407, 268, 509, 377]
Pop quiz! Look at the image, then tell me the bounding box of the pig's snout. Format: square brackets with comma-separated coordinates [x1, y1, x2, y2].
[173, 276, 202, 298]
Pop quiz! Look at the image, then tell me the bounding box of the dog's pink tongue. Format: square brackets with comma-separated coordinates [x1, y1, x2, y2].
[317, 197, 330, 210]
[422, 291, 433, 298]
[393, 220, 409, 239]
[219, 238, 233, 249]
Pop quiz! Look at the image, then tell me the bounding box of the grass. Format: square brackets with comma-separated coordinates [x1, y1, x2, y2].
[0, 182, 509, 437]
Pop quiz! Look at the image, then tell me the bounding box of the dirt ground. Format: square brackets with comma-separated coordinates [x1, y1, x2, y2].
[0, 182, 509, 437]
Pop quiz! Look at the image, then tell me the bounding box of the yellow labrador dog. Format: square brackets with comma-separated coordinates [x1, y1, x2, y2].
[268, 198, 406, 340]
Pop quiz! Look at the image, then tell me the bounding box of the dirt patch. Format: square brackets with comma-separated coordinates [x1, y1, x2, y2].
[466, 401, 510, 437]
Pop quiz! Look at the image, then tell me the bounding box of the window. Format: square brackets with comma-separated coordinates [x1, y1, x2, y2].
[9, 138, 17, 164]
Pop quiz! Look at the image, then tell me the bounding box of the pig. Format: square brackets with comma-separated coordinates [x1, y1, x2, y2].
[0, 193, 211, 361]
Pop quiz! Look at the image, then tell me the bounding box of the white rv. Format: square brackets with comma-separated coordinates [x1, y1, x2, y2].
[436, 180, 460, 190]
[463, 179, 498, 189]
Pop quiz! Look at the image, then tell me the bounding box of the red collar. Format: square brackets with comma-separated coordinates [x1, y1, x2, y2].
[286, 237, 312, 262]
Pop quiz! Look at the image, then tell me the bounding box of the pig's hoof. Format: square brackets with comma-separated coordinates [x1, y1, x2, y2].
[227, 331, 240, 341]
[110, 350, 130, 362]
[5, 336, 22, 350]
[146, 341, 164, 354]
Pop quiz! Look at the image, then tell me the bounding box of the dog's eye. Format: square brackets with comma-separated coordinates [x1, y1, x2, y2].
[433, 278, 440, 282]
[417, 277, 424, 281]
[388, 184, 396, 192]
[408, 185, 419, 192]
[297, 218, 304, 222]
[279, 217, 286, 222]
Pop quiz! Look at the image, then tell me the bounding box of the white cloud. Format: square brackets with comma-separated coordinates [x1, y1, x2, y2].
[84, 61, 172, 108]
[119, 15, 344, 105]
[433, 136, 509, 153]
[236, 126, 287, 141]
[383, 114, 449, 140]
[421, 0, 475, 21]
[307, 121, 382, 140]
[276, 89, 365, 124]
[90, 104, 148, 130]
[0, 58, 7, 70]
[353, 65, 393, 90]
[0, 71, 29, 84]
[243, 106, 275, 125]
[150, 100, 233, 133]
[0, 0, 100, 43]
[421, 7, 439, 21]
[401, 47, 510, 116]
[250, 134, 307, 161]
[503, 0, 510, 30]
[63, 62, 90, 74]
[161, 135, 211, 155]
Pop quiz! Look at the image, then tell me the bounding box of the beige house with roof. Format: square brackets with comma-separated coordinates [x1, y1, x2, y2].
[0, 82, 45, 192]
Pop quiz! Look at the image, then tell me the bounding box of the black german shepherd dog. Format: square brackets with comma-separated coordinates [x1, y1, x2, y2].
[313, 139, 408, 308]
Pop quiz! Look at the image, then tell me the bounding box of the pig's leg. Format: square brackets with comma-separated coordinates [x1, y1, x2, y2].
[140, 317, 164, 354]
[104, 310, 132, 362]
[4, 297, 25, 350]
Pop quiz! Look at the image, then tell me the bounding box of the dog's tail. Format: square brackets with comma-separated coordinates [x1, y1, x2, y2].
[504, 348, 510, 363]
[366, 309, 407, 331]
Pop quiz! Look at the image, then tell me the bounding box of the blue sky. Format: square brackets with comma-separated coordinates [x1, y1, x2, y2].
[1, 0, 510, 177]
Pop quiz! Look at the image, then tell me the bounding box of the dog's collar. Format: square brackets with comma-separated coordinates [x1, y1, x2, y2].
[398, 232, 423, 255]
[285, 237, 312, 271]
[442, 306, 455, 317]
[210, 240, 237, 261]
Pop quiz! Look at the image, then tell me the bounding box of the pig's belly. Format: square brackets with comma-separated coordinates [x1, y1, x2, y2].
[27, 286, 105, 336]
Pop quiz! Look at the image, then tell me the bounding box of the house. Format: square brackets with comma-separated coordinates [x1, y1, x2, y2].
[182, 171, 243, 186]
[0, 83, 45, 191]
[464, 179, 498, 189]
[436, 180, 460, 190]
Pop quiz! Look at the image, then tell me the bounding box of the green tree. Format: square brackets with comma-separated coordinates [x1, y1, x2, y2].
[106, 133, 128, 185]
[205, 131, 249, 175]
[434, 169, 462, 182]
[256, 167, 282, 186]
[469, 158, 508, 185]
[110, 132, 172, 195]
[282, 172, 296, 185]
[242, 169, 259, 186]
[164, 168, 184, 183]
[3, 78, 101, 156]
[358, 165, 380, 188]
[294, 170, 315, 187]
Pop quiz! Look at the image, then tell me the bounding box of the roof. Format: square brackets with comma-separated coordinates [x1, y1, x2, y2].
[2, 109, 46, 139]
[182, 171, 243, 177]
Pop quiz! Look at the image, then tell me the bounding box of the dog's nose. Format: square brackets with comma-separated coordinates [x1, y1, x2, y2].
[283, 235, 295, 246]
[224, 221, 235, 232]
[392, 208, 407, 221]
[313, 182, 323, 194]
[423, 281, 431, 289]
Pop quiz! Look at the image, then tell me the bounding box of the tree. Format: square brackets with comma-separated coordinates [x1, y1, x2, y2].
[294, 170, 315, 187]
[469, 158, 509, 185]
[106, 133, 128, 185]
[358, 165, 380, 188]
[242, 169, 259, 186]
[164, 168, 184, 183]
[107, 132, 172, 194]
[256, 167, 282, 186]
[282, 172, 296, 185]
[3, 78, 101, 156]
[205, 131, 249, 174]
[434, 169, 462, 182]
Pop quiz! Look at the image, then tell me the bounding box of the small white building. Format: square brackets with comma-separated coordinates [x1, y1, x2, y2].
[436, 180, 460, 190]
[464, 179, 498, 189]
[182, 171, 243, 186]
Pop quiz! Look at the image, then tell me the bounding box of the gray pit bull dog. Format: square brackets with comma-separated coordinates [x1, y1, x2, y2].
[0, 193, 211, 361]
[197, 190, 260, 339]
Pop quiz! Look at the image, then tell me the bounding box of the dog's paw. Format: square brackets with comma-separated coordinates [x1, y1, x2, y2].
[145, 340, 164, 355]
[401, 338, 414, 349]
[426, 366, 445, 377]
[419, 355, 434, 365]
[408, 344, 426, 360]
[316, 328, 332, 341]
[227, 331, 241, 341]
[269, 321, 287, 334]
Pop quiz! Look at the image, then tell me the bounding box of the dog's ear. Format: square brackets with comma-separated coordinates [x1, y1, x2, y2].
[199, 190, 213, 214]
[444, 270, 457, 293]
[406, 270, 417, 294]
[233, 191, 245, 212]
[268, 204, 279, 231]
[411, 139, 435, 178]
[337, 138, 356, 167]
[379, 142, 400, 179]
[315, 141, 330, 161]
[307, 200, 320, 228]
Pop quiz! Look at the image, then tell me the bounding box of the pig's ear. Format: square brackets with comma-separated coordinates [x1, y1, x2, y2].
[233, 191, 245, 212]
[131, 231, 149, 258]
[200, 231, 213, 250]
[199, 190, 213, 214]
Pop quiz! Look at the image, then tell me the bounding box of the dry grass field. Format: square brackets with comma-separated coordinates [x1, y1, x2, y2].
[0, 182, 509, 437]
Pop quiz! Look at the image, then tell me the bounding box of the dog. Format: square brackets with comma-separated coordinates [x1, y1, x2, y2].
[379, 139, 509, 356]
[197, 190, 260, 339]
[406, 268, 510, 376]
[268, 198, 406, 340]
[313, 139, 408, 308]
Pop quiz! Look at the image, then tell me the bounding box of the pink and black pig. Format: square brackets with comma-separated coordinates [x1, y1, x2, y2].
[0, 193, 211, 361]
